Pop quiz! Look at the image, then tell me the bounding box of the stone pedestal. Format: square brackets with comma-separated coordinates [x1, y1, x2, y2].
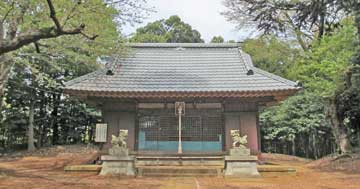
[99, 155, 136, 176]
[229, 148, 250, 156]
[224, 155, 260, 177]
[109, 146, 129, 156]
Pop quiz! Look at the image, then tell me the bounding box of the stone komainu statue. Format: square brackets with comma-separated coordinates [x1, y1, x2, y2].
[111, 129, 128, 148]
[231, 130, 247, 149]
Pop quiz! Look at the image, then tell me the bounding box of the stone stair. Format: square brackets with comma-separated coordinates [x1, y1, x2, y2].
[135, 156, 224, 177]
[137, 166, 223, 177]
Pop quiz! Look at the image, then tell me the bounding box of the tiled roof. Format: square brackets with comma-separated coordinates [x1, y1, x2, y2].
[64, 43, 300, 97]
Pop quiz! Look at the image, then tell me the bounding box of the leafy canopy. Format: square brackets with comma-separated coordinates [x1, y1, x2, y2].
[288, 18, 358, 97]
[242, 36, 300, 77]
[129, 15, 204, 43]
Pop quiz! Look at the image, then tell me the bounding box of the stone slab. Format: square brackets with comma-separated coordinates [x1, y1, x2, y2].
[101, 155, 134, 161]
[257, 165, 296, 172]
[64, 165, 102, 172]
[100, 161, 136, 176]
[225, 155, 258, 162]
[100, 155, 136, 176]
[225, 161, 260, 177]
[109, 147, 129, 156]
[230, 148, 250, 156]
[136, 160, 224, 166]
[136, 166, 223, 177]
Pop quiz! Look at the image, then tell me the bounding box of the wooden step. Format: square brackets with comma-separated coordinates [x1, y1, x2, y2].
[137, 166, 223, 177]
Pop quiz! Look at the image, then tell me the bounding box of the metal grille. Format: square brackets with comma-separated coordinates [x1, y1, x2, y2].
[159, 116, 178, 141]
[182, 117, 201, 141]
[202, 116, 223, 141]
[139, 116, 159, 141]
[138, 110, 224, 151]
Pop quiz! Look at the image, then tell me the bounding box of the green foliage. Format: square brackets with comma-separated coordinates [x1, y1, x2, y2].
[130, 15, 204, 43]
[0, 0, 128, 150]
[259, 18, 359, 157]
[242, 36, 300, 77]
[261, 92, 334, 158]
[211, 36, 224, 43]
[288, 19, 358, 97]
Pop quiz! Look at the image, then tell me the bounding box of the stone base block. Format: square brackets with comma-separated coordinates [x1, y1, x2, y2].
[99, 155, 135, 176]
[229, 148, 250, 156]
[224, 156, 260, 178]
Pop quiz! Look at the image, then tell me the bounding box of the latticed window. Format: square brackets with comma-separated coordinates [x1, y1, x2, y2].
[138, 108, 224, 151]
[182, 116, 201, 141]
[159, 116, 178, 141]
[139, 116, 159, 141]
[202, 116, 223, 141]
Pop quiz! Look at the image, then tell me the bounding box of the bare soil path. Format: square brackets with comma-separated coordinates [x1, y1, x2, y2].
[0, 146, 359, 189]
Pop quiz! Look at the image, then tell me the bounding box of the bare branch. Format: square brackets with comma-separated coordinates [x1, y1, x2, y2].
[34, 42, 40, 53]
[62, 1, 81, 27]
[1, 2, 15, 24]
[0, 1, 98, 55]
[0, 25, 85, 55]
[80, 32, 99, 40]
[46, 0, 62, 31]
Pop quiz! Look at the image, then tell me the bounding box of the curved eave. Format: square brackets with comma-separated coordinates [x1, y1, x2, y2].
[64, 88, 301, 99]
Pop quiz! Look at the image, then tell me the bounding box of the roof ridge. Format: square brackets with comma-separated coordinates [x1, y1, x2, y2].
[238, 49, 253, 72]
[238, 50, 298, 87]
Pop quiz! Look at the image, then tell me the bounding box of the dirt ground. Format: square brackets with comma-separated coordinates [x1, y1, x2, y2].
[1, 145, 360, 189]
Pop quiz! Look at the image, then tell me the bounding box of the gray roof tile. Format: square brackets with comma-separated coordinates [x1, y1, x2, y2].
[65, 43, 299, 94]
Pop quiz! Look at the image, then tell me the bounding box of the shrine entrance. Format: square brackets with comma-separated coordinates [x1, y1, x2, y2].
[137, 107, 224, 153]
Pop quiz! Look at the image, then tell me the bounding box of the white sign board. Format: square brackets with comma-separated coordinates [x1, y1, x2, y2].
[95, 124, 107, 142]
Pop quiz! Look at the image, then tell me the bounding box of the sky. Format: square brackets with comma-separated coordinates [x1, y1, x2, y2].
[122, 0, 256, 42]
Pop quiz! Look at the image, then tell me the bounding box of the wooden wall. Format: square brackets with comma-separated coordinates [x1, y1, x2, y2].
[224, 102, 260, 154]
[102, 102, 136, 150]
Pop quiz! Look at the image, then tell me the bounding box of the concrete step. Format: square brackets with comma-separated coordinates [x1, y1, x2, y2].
[64, 165, 102, 172]
[136, 156, 224, 166]
[137, 166, 223, 177]
[257, 165, 296, 172]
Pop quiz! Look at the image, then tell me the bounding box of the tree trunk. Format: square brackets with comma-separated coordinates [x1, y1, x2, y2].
[283, 12, 308, 51]
[292, 138, 296, 156]
[312, 132, 318, 159]
[318, 0, 326, 40]
[0, 55, 13, 111]
[325, 98, 351, 154]
[37, 90, 47, 148]
[51, 94, 60, 145]
[28, 100, 36, 152]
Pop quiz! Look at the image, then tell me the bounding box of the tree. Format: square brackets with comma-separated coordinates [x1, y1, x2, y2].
[0, 0, 148, 110]
[328, 2, 360, 153]
[130, 15, 204, 43]
[223, 0, 360, 155]
[242, 36, 300, 77]
[211, 36, 224, 43]
[261, 92, 334, 158]
[288, 18, 358, 154]
[222, 0, 349, 51]
[0, 0, 148, 151]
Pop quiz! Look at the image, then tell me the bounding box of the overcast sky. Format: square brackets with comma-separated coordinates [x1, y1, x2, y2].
[122, 0, 256, 42]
